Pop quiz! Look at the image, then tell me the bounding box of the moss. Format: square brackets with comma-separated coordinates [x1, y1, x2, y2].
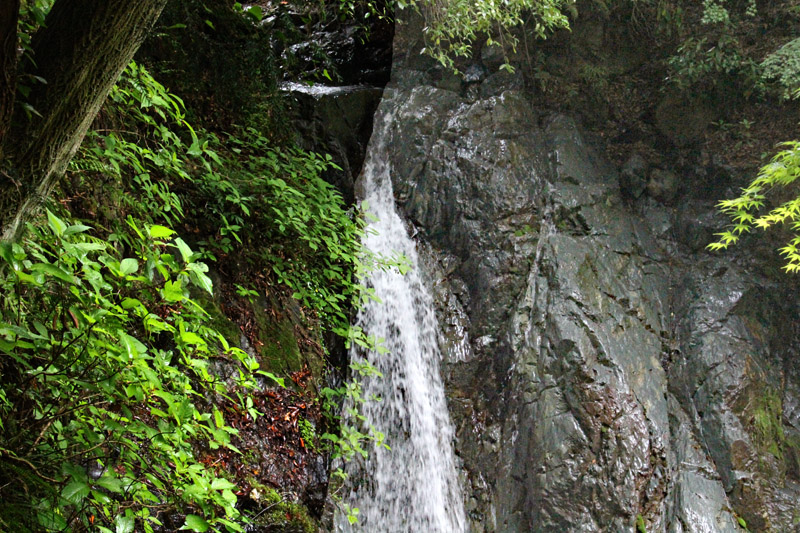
[243, 292, 327, 391]
[751, 387, 786, 461]
[252, 303, 304, 375]
[636, 514, 647, 533]
[194, 291, 242, 343]
[245, 482, 317, 533]
[785, 432, 800, 478]
[196, 287, 328, 389]
[298, 417, 320, 452]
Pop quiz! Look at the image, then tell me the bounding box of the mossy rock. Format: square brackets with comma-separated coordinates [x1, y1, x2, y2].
[245, 484, 317, 533]
[194, 291, 242, 344]
[252, 302, 304, 375]
[786, 432, 800, 479]
[751, 387, 786, 462]
[249, 294, 326, 389]
[195, 281, 325, 387]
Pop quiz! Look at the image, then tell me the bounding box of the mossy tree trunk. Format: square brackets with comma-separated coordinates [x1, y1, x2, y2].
[0, 0, 168, 241]
[0, 0, 19, 153]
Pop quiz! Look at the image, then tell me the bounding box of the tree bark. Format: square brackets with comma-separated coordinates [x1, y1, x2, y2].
[0, 0, 168, 241]
[0, 0, 19, 149]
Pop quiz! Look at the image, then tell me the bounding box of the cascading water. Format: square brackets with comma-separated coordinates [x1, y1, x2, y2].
[334, 109, 467, 532]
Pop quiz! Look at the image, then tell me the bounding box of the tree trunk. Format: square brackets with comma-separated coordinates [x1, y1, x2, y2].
[0, 0, 19, 150]
[0, 0, 168, 241]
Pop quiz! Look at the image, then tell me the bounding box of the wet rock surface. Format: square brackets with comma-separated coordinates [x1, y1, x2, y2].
[358, 11, 800, 532]
[283, 83, 384, 203]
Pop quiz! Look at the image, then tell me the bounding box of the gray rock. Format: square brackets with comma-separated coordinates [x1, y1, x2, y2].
[464, 63, 489, 84]
[479, 69, 525, 99]
[620, 152, 648, 199]
[282, 83, 383, 202]
[647, 168, 680, 205]
[666, 395, 742, 533]
[480, 42, 506, 68]
[674, 200, 724, 252]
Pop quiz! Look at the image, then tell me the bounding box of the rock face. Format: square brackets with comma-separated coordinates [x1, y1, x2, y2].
[355, 12, 800, 533]
[283, 83, 384, 203]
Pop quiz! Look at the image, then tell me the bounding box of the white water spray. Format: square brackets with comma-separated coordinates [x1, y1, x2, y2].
[334, 110, 467, 532]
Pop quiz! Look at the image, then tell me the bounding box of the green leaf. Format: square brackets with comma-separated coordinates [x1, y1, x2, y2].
[90, 489, 112, 505]
[144, 313, 173, 333]
[64, 224, 92, 236]
[187, 141, 203, 157]
[0, 242, 14, 266]
[192, 271, 213, 293]
[119, 258, 139, 275]
[215, 518, 244, 532]
[210, 478, 236, 491]
[188, 262, 213, 293]
[120, 333, 146, 360]
[149, 224, 175, 238]
[173, 238, 193, 262]
[0, 337, 15, 354]
[258, 370, 285, 387]
[62, 480, 90, 504]
[30, 263, 76, 284]
[72, 242, 106, 252]
[115, 513, 135, 533]
[46, 209, 67, 236]
[121, 298, 143, 310]
[246, 5, 263, 21]
[181, 514, 210, 532]
[37, 509, 67, 530]
[96, 474, 123, 494]
[179, 331, 205, 346]
[162, 279, 184, 302]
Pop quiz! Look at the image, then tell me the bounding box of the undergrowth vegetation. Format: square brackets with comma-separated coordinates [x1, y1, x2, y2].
[0, 24, 390, 532]
[412, 0, 570, 71]
[0, 212, 257, 532]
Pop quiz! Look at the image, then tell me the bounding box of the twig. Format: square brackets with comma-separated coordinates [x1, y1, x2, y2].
[0, 450, 60, 483]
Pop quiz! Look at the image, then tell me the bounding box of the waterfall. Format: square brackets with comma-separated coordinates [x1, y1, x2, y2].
[334, 110, 468, 532]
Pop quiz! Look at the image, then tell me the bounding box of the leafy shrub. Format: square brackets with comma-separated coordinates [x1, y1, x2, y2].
[700, 0, 730, 25]
[10, 3, 403, 527]
[665, 0, 770, 100]
[0, 213, 261, 532]
[189, 131, 385, 337]
[667, 34, 764, 98]
[138, 0, 286, 136]
[71, 62, 190, 226]
[74, 62, 384, 343]
[761, 38, 800, 100]
[411, 0, 570, 71]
